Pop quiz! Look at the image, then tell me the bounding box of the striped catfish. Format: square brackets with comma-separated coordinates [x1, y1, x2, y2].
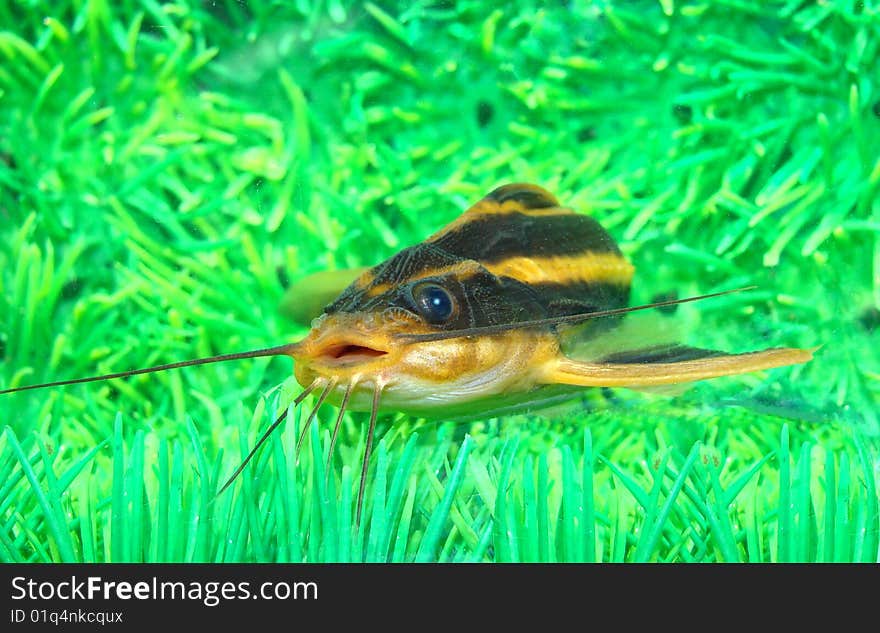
[1, 183, 813, 522]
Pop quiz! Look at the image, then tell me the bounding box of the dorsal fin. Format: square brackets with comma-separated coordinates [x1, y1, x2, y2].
[484, 183, 561, 210]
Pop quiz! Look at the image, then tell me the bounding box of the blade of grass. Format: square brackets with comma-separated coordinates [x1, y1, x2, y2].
[4, 427, 76, 562]
[634, 444, 700, 562]
[777, 424, 792, 563]
[582, 429, 596, 563]
[415, 436, 472, 562]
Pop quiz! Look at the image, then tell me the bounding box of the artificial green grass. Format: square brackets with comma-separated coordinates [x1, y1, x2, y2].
[1, 1, 878, 562]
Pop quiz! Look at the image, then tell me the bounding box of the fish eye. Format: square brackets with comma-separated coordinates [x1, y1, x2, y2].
[412, 283, 456, 325]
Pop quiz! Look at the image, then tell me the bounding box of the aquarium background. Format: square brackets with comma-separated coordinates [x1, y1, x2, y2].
[1, 0, 878, 562]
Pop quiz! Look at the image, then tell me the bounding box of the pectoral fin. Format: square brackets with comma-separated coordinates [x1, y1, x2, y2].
[279, 266, 370, 326]
[542, 345, 814, 389]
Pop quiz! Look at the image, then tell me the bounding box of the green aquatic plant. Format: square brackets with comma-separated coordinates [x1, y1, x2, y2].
[1, 0, 878, 562]
[2, 402, 877, 562]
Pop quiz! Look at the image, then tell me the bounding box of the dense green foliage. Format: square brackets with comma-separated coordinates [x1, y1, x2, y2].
[1, 0, 878, 562]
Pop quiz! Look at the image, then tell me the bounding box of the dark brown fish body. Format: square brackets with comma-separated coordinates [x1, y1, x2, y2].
[289, 184, 809, 418]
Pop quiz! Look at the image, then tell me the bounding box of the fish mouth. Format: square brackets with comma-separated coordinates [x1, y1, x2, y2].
[314, 340, 389, 365]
